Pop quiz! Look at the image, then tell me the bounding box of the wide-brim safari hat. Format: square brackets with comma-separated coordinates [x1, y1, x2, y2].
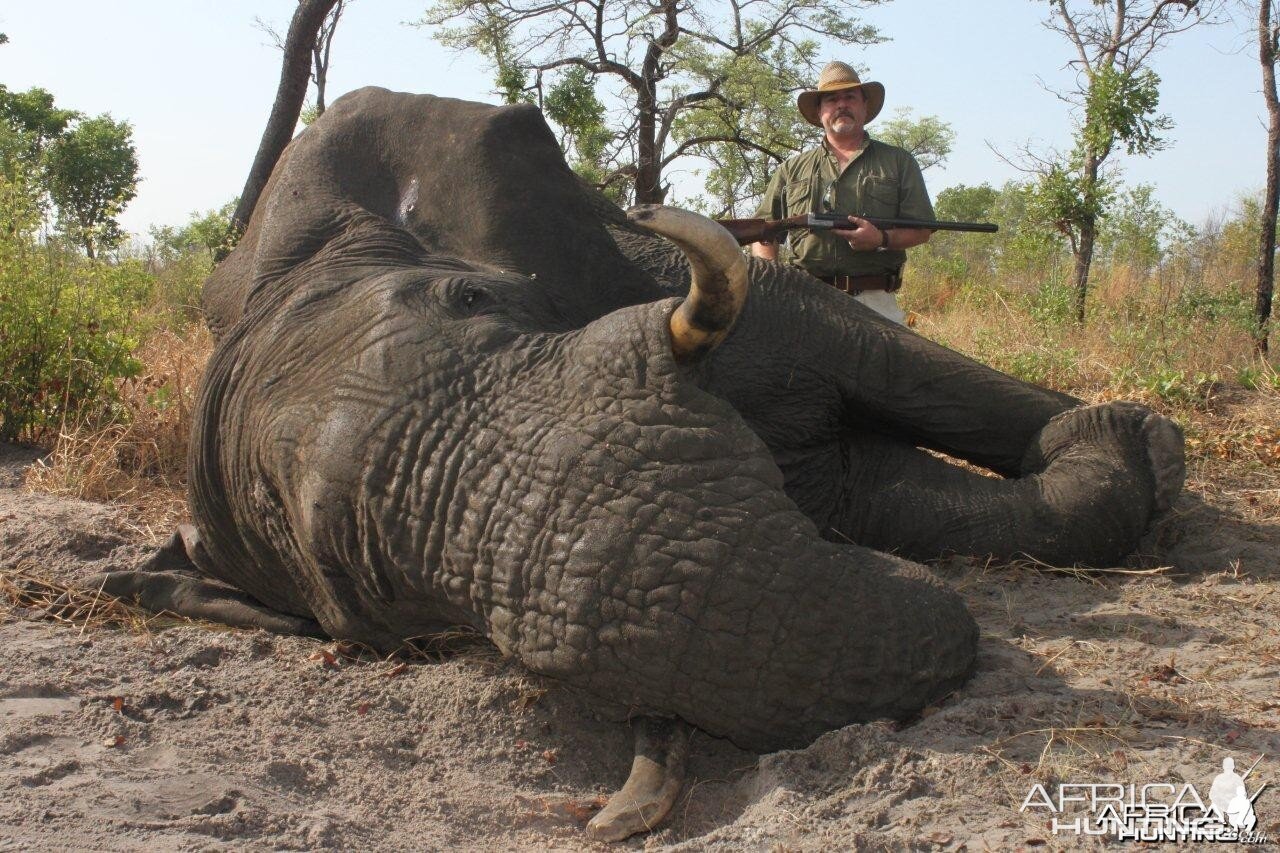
[797, 61, 885, 127]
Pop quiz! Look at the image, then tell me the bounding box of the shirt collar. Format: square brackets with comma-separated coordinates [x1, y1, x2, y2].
[822, 135, 874, 170]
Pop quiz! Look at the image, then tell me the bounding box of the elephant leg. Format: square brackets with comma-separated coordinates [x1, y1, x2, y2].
[813, 402, 1184, 566]
[707, 269, 1084, 477]
[586, 716, 691, 842]
[79, 524, 325, 637]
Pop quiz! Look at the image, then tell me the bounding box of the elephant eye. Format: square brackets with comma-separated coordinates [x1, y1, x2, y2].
[461, 286, 488, 310]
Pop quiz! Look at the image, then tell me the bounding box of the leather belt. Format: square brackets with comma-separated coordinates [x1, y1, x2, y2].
[817, 272, 901, 294]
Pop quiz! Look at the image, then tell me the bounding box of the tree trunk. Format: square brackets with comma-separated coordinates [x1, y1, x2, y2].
[1072, 152, 1101, 324]
[1258, 0, 1278, 355]
[225, 0, 339, 256]
[1073, 216, 1096, 325]
[634, 97, 663, 204]
[631, 0, 678, 205]
[314, 47, 328, 115]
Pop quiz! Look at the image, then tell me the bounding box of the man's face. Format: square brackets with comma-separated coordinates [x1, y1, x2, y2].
[818, 87, 867, 140]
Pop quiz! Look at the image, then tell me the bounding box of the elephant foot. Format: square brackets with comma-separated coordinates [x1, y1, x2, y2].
[75, 568, 325, 638]
[586, 716, 690, 842]
[69, 523, 325, 637]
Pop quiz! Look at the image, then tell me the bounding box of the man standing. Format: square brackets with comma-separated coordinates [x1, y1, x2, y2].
[752, 62, 934, 324]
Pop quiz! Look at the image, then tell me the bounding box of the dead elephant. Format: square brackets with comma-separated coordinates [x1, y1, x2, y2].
[91, 88, 1184, 841]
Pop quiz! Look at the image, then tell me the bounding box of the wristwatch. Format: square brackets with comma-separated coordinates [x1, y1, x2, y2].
[877, 229, 891, 251]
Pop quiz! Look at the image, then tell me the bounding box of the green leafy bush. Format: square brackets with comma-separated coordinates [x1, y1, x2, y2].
[0, 238, 149, 442]
[1025, 278, 1076, 327]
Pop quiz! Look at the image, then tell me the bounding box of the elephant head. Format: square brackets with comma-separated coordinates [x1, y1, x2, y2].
[96, 88, 1183, 841]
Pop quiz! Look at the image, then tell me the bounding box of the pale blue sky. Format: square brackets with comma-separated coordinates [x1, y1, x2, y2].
[0, 1, 1265, 238]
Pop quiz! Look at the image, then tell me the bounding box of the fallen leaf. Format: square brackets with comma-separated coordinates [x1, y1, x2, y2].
[511, 688, 547, 713]
[542, 748, 558, 765]
[1225, 729, 1244, 744]
[926, 831, 953, 845]
[1019, 763, 1032, 775]
[515, 739, 529, 751]
[356, 702, 370, 717]
[101, 735, 125, 748]
[381, 662, 408, 678]
[308, 649, 338, 668]
[1149, 654, 1185, 684]
[333, 640, 361, 659]
[111, 697, 124, 714]
[565, 796, 608, 822]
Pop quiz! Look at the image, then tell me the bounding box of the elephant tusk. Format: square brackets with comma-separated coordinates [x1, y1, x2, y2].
[627, 204, 748, 363]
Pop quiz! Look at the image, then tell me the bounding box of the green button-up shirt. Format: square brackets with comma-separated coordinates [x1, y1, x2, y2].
[755, 137, 934, 277]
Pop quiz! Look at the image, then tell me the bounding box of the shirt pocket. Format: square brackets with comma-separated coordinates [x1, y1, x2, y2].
[783, 179, 818, 215]
[861, 176, 899, 217]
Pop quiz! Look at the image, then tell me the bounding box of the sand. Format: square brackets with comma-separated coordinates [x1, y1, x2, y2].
[1, 440, 1278, 851]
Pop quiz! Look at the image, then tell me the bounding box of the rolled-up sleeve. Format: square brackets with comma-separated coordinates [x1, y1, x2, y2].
[755, 165, 789, 220]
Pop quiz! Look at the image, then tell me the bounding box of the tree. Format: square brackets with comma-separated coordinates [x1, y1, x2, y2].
[877, 108, 955, 171]
[257, 0, 354, 120]
[917, 181, 1068, 290]
[1094, 183, 1189, 271]
[417, 0, 886, 205]
[0, 86, 80, 235]
[1035, 0, 1218, 323]
[44, 115, 139, 258]
[231, 0, 341, 244]
[149, 199, 238, 264]
[675, 43, 825, 215]
[1256, 0, 1278, 353]
[0, 86, 79, 160]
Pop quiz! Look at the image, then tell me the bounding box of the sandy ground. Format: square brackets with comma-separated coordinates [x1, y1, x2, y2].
[2, 440, 1278, 851]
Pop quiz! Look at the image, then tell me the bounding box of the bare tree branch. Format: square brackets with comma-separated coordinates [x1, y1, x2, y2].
[417, 0, 883, 204]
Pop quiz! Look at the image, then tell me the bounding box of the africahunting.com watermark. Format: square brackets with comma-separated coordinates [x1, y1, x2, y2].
[1020, 754, 1269, 844]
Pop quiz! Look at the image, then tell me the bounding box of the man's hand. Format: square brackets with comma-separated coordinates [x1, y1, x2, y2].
[831, 218, 933, 253]
[830, 216, 885, 251]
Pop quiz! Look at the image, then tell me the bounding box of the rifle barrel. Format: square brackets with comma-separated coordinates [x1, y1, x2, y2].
[809, 213, 998, 233]
[713, 213, 997, 246]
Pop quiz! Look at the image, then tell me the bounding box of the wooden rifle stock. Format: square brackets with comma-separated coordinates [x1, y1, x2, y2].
[715, 212, 998, 247]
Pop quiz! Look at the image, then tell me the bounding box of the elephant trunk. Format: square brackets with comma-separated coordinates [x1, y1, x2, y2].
[443, 302, 977, 751]
[627, 205, 747, 363]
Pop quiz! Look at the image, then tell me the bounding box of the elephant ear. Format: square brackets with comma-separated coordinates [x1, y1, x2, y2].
[204, 88, 659, 338]
[201, 141, 296, 340]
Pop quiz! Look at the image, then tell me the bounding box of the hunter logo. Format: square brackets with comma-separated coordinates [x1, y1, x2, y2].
[1019, 753, 1269, 844]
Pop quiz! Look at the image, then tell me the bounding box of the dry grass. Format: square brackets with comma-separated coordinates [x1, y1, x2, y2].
[23, 323, 212, 539]
[907, 257, 1276, 400]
